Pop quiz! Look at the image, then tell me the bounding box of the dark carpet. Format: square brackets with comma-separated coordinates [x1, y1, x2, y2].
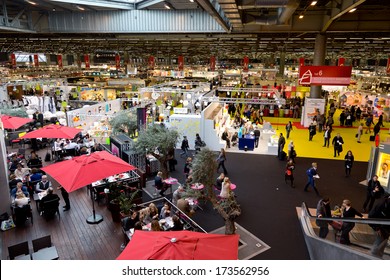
[166, 150, 368, 260]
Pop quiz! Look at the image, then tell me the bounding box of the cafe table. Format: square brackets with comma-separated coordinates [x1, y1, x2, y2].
[31, 246, 59, 260]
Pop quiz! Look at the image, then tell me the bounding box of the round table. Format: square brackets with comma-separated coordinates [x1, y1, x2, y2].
[191, 183, 204, 190]
[164, 177, 178, 185]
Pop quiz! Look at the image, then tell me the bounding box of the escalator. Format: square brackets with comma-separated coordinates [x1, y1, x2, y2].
[297, 203, 390, 260]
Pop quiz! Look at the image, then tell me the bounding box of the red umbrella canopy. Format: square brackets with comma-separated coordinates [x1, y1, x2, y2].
[1, 115, 32, 129]
[21, 124, 82, 139]
[41, 151, 136, 193]
[117, 230, 239, 260]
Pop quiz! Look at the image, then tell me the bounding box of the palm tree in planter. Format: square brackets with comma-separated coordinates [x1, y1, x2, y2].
[109, 110, 138, 138]
[133, 124, 179, 179]
[187, 148, 241, 235]
[118, 190, 141, 219]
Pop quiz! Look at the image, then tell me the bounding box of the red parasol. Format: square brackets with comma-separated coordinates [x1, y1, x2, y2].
[117, 230, 239, 260]
[1, 115, 32, 129]
[21, 124, 82, 139]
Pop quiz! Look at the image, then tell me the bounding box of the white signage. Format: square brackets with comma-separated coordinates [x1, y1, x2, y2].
[173, 107, 188, 114]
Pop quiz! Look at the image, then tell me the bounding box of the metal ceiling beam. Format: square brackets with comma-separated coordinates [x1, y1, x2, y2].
[321, 0, 366, 32]
[196, 0, 231, 32]
[136, 0, 164, 10]
[47, 0, 135, 10]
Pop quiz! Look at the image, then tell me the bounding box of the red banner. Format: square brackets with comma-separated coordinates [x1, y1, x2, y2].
[148, 56, 155, 70]
[210, 56, 216, 71]
[387, 58, 390, 75]
[338, 57, 345, 66]
[115, 54, 120, 70]
[178, 56, 184, 71]
[84, 54, 90, 69]
[57, 55, 63, 69]
[34, 54, 39, 67]
[299, 66, 352, 86]
[243, 56, 249, 72]
[299, 57, 305, 67]
[10, 53, 16, 68]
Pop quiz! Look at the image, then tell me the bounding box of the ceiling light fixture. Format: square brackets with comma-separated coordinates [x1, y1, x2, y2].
[189, 0, 194, 2]
[164, 2, 172, 9]
[349, 8, 357, 13]
[76, 5, 85, 11]
[299, 15, 304, 19]
[25, 0, 37, 5]
[310, 1, 317, 6]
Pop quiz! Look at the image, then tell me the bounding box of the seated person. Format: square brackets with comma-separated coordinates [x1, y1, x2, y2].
[172, 186, 184, 206]
[11, 182, 29, 199]
[91, 143, 102, 153]
[14, 164, 31, 180]
[170, 215, 184, 231]
[215, 173, 225, 191]
[79, 146, 89, 155]
[8, 174, 22, 190]
[14, 191, 30, 208]
[160, 202, 172, 219]
[151, 220, 163, 231]
[139, 207, 152, 225]
[154, 171, 168, 196]
[133, 221, 143, 231]
[35, 175, 52, 193]
[177, 198, 194, 217]
[148, 203, 159, 220]
[29, 168, 43, 183]
[64, 140, 79, 150]
[122, 210, 139, 231]
[9, 159, 19, 173]
[41, 187, 60, 204]
[27, 151, 43, 168]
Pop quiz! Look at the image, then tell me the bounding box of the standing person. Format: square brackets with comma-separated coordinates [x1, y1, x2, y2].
[339, 110, 346, 126]
[323, 126, 331, 148]
[37, 111, 44, 127]
[373, 122, 381, 137]
[183, 157, 192, 179]
[308, 122, 316, 141]
[278, 133, 286, 160]
[329, 103, 336, 117]
[316, 197, 331, 239]
[304, 162, 320, 196]
[318, 114, 325, 133]
[344, 150, 354, 177]
[369, 196, 390, 258]
[326, 116, 334, 131]
[356, 107, 362, 121]
[285, 159, 295, 188]
[365, 114, 374, 134]
[215, 173, 225, 191]
[340, 199, 363, 245]
[253, 125, 260, 148]
[357, 123, 363, 143]
[285, 121, 293, 139]
[363, 175, 384, 213]
[219, 177, 232, 199]
[194, 133, 203, 152]
[288, 140, 296, 163]
[57, 185, 70, 211]
[221, 128, 231, 148]
[377, 114, 385, 127]
[332, 133, 344, 157]
[216, 148, 228, 175]
[180, 136, 189, 158]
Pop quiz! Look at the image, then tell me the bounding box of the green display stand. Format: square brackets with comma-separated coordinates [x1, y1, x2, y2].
[106, 138, 110, 145]
[279, 109, 284, 117]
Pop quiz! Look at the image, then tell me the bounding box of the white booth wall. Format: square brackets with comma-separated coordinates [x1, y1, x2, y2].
[166, 114, 201, 150]
[200, 102, 226, 151]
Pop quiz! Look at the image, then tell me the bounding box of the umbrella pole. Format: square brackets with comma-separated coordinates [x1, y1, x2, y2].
[86, 190, 103, 224]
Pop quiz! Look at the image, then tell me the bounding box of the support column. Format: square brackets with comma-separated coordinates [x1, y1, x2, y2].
[0, 129, 11, 215]
[278, 52, 286, 77]
[310, 33, 327, 98]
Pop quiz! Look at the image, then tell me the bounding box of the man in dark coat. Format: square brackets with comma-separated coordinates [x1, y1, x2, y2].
[332, 133, 344, 157]
[316, 197, 331, 238]
[278, 133, 286, 160]
[363, 175, 384, 213]
[369, 196, 390, 258]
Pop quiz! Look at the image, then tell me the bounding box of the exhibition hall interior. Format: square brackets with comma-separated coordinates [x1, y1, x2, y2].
[1, 0, 390, 260]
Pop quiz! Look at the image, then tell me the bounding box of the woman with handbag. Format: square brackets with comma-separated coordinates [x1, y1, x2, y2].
[344, 150, 354, 177]
[340, 199, 363, 245]
[285, 159, 295, 188]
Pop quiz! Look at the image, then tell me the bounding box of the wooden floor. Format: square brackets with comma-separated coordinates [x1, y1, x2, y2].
[1, 186, 125, 260]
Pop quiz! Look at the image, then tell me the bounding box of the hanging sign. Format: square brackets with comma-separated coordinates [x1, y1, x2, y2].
[34, 54, 39, 67]
[57, 54, 63, 69]
[148, 56, 155, 70]
[299, 57, 305, 67]
[10, 53, 16, 68]
[299, 66, 352, 86]
[84, 54, 90, 69]
[115, 54, 120, 70]
[210, 56, 216, 71]
[243, 56, 249, 72]
[178, 56, 184, 71]
[338, 57, 345, 66]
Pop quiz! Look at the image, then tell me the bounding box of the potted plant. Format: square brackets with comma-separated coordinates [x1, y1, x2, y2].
[119, 190, 140, 219]
[107, 183, 123, 222]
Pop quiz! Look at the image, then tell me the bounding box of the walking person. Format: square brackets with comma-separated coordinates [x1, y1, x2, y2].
[373, 122, 381, 137]
[318, 114, 325, 133]
[285, 158, 295, 188]
[332, 133, 344, 157]
[285, 121, 293, 139]
[365, 114, 374, 134]
[326, 116, 334, 131]
[221, 128, 231, 148]
[316, 197, 331, 238]
[278, 133, 286, 160]
[216, 148, 228, 175]
[340, 199, 363, 245]
[180, 136, 189, 157]
[184, 157, 192, 179]
[57, 185, 70, 211]
[357, 123, 363, 143]
[323, 126, 331, 147]
[253, 125, 260, 148]
[288, 140, 296, 163]
[344, 150, 354, 177]
[363, 175, 384, 213]
[308, 122, 316, 141]
[304, 162, 320, 196]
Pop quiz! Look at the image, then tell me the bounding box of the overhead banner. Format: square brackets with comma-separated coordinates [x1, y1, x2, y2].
[387, 58, 390, 75]
[243, 56, 249, 72]
[210, 56, 216, 71]
[57, 54, 63, 69]
[10, 53, 16, 68]
[338, 57, 345, 66]
[148, 56, 155, 70]
[299, 66, 352, 86]
[115, 54, 120, 70]
[33, 54, 39, 67]
[84, 54, 90, 69]
[178, 56, 184, 71]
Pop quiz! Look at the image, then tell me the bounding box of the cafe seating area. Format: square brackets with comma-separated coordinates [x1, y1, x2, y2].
[7, 235, 59, 260]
